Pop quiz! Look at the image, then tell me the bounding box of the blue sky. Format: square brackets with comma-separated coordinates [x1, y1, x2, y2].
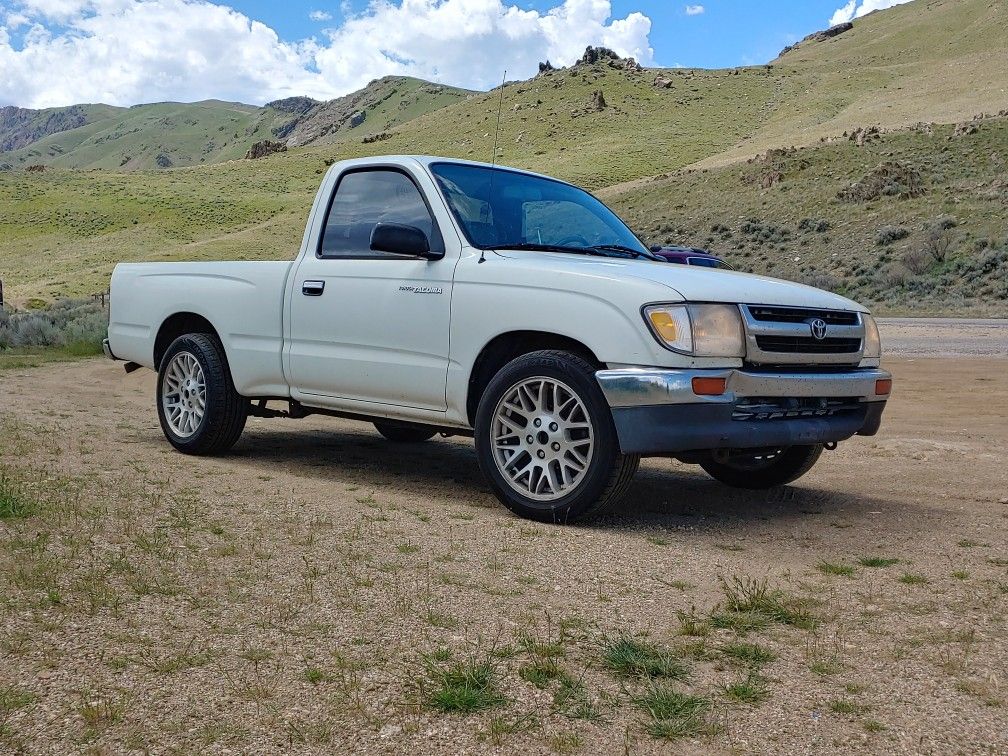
[0, 1, 914, 108]
[234, 0, 894, 68]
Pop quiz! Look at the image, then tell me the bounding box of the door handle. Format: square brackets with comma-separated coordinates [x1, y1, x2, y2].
[302, 280, 325, 296]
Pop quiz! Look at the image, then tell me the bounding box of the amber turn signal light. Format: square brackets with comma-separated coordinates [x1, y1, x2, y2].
[875, 378, 892, 396]
[692, 376, 727, 396]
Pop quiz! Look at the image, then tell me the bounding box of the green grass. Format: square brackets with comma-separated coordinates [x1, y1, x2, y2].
[829, 698, 871, 716]
[899, 573, 930, 585]
[0, 473, 35, 519]
[425, 657, 504, 714]
[633, 685, 714, 740]
[722, 672, 769, 704]
[817, 561, 856, 577]
[720, 642, 777, 668]
[718, 575, 819, 631]
[600, 636, 688, 680]
[859, 557, 900, 568]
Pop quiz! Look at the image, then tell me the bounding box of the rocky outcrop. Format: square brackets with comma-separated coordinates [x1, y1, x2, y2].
[837, 161, 925, 202]
[591, 90, 607, 111]
[264, 96, 319, 115]
[779, 21, 853, 56]
[0, 104, 89, 152]
[244, 140, 287, 159]
[348, 111, 366, 128]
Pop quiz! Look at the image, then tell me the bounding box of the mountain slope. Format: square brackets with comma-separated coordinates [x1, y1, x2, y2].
[0, 77, 473, 171]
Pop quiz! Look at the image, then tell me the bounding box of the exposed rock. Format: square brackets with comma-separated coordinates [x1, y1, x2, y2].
[761, 170, 784, 189]
[537, 60, 555, 74]
[952, 120, 980, 138]
[154, 153, 173, 168]
[623, 58, 641, 72]
[25, 164, 46, 173]
[837, 161, 925, 202]
[591, 90, 607, 111]
[264, 96, 319, 115]
[849, 126, 881, 147]
[348, 111, 366, 128]
[0, 104, 89, 152]
[779, 21, 853, 57]
[243, 140, 287, 159]
[362, 132, 391, 144]
[577, 46, 620, 66]
[653, 76, 674, 89]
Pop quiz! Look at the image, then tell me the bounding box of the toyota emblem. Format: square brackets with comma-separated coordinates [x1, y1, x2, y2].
[809, 318, 828, 340]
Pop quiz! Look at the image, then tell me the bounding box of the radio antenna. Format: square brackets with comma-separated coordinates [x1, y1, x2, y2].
[480, 70, 507, 265]
[491, 69, 507, 166]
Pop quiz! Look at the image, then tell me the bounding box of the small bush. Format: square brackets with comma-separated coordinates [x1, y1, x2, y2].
[924, 227, 953, 263]
[901, 248, 931, 275]
[876, 225, 909, 246]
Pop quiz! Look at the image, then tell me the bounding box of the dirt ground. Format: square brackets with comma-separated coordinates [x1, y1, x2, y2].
[1, 349, 1006, 754]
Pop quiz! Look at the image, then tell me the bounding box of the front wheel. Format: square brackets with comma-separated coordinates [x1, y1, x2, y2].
[474, 350, 639, 523]
[157, 333, 248, 455]
[698, 445, 823, 489]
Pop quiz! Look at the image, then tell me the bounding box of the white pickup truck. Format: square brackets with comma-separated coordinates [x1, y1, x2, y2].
[106, 155, 891, 522]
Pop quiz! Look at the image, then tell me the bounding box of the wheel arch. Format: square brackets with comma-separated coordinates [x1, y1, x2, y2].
[153, 312, 221, 370]
[465, 330, 602, 426]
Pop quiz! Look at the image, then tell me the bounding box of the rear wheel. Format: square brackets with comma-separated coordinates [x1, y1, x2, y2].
[698, 445, 823, 489]
[373, 422, 437, 443]
[474, 350, 639, 523]
[157, 333, 248, 455]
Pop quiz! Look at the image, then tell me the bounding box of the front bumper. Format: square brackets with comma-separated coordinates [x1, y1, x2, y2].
[595, 367, 890, 455]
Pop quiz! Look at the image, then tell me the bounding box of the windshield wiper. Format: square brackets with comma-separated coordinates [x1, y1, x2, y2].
[588, 244, 664, 261]
[486, 242, 606, 256]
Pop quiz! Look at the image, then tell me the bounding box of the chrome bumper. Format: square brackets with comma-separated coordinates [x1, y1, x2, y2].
[596, 367, 891, 408]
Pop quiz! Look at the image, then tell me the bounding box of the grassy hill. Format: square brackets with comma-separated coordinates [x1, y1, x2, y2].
[0, 0, 1005, 314]
[0, 77, 473, 172]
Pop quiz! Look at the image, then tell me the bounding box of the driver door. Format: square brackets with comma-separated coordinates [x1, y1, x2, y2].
[287, 167, 455, 411]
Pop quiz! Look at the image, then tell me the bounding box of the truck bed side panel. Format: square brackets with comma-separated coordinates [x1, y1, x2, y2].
[108, 261, 293, 397]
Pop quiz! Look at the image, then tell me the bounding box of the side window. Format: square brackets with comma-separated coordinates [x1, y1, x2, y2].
[319, 169, 436, 258]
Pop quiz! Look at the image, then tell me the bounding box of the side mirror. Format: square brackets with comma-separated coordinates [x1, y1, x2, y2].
[370, 223, 440, 259]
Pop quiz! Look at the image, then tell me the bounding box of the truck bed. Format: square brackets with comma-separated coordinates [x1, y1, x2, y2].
[107, 261, 294, 396]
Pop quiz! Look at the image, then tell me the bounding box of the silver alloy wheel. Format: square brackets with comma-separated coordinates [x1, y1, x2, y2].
[161, 351, 206, 438]
[491, 376, 595, 502]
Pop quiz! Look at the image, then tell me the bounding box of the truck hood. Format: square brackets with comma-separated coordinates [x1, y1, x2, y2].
[492, 250, 867, 312]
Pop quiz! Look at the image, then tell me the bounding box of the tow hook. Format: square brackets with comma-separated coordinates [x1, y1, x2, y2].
[824, 441, 838, 451]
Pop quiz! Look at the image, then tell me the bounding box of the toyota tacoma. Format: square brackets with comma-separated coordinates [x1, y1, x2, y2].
[105, 156, 890, 522]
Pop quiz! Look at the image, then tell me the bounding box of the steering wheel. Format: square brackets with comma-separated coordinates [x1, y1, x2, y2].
[554, 235, 591, 248]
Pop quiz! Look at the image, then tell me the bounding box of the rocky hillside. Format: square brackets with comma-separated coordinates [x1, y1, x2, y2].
[274, 76, 473, 147]
[0, 104, 121, 153]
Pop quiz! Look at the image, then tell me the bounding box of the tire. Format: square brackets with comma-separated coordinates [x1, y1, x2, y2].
[698, 445, 824, 489]
[156, 333, 248, 455]
[374, 422, 438, 443]
[474, 350, 639, 523]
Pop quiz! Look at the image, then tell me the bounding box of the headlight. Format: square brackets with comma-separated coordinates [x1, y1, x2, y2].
[643, 304, 745, 357]
[862, 313, 881, 358]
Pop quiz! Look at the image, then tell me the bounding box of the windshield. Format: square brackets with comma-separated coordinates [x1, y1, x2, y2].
[430, 162, 650, 254]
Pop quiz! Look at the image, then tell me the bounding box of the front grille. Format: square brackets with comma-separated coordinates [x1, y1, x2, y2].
[741, 304, 864, 364]
[746, 306, 858, 325]
[732, 397, 862, 421]
[755, 336, 862, 354]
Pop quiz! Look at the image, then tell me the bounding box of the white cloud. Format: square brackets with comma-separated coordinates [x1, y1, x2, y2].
[684, 4, 704, 15]
[0, 0, 654, 108]
[308, 9, 331, 22]
[829, 0, 914, 26]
